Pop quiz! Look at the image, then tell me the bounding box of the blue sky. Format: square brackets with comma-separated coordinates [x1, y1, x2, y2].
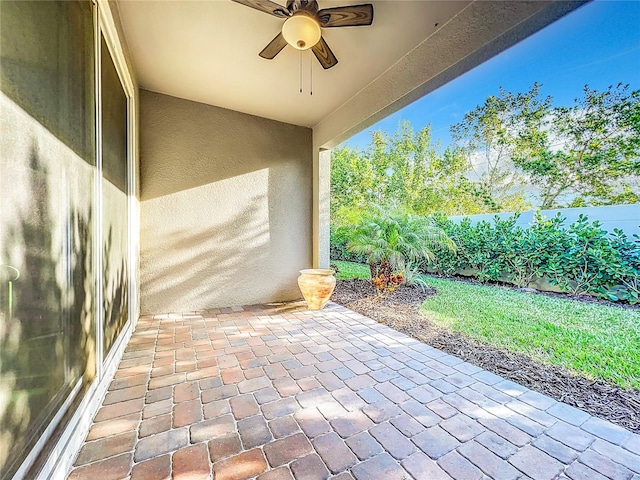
[343, 0, 640, 151]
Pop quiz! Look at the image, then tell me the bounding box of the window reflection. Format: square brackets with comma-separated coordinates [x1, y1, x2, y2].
[101, 37, 129, 357]
[0, 1, 96, 477]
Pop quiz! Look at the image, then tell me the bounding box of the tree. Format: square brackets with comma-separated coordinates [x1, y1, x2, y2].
[450, 83, 550, 212]
[330, 122, 493, 224]
[331, 83, 639, 226]
[513, 83, 640, 208]
[330, 144, 376, 217]
[339, 208, 455, 294]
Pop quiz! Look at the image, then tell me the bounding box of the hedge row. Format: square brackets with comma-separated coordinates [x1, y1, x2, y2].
[331, 212, 640, 304]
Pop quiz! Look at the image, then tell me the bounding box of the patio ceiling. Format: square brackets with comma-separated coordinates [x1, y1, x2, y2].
[116, 0, 471, 127]
[116, 0, 587, 143]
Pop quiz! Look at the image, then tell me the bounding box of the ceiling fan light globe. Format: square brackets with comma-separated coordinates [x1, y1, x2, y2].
[282, 15, 321, 50]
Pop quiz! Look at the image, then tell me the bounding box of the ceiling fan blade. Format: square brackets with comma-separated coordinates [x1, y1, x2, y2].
[316, 4, 373, 27]
[259, 32, 288, 59]
[231, 0, 290, 18]
[312, 36, 338, 69]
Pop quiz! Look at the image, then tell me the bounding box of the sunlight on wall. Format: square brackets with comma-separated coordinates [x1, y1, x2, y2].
[141, 169, 279, 312]
[139, 90, 313, 314]
[0, 92, 96, 475]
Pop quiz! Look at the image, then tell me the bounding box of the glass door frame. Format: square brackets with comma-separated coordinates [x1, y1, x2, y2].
[95, 1, 138, 380]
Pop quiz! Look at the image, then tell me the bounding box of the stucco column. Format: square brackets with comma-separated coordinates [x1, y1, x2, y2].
[313, 148, 331, 268]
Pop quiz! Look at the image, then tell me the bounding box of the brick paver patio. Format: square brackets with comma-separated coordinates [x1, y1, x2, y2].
[68, 302, 640, 480]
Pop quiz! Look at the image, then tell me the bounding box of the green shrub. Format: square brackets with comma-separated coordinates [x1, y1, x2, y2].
[424, 212, 640, 301]
[540, 216, 623, 295]
[402, 261, 431, 292]
[599, 230, 640, 304]
[330, 225, 367, 264]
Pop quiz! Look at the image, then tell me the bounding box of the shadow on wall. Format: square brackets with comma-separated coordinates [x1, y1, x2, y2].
[139, 90, 312, 202]
[0, 144, 96, 478]
[0, 1, 96, 166]
[140, 161, 313, 313]
[102, 225, 128, 355]
[141, 193, 271, 313]
[139, 91, 313, 313]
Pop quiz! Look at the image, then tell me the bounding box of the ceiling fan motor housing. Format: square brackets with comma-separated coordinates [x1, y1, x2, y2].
[287, 0, 319, 15]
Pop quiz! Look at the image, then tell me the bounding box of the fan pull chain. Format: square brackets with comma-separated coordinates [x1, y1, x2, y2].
[299, 50, 303, 94]
[309, 51, 313, 96]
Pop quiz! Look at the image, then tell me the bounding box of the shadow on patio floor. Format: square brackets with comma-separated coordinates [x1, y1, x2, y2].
[68, 302, 640, 480]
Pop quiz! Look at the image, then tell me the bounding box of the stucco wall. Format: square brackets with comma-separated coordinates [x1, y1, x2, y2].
[139, 90, 313, 313]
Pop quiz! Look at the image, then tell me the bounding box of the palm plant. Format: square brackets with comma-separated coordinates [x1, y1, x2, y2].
[340, 208, 455, 294]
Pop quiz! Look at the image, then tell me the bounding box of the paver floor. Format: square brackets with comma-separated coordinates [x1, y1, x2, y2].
[69, 302, 640, 480]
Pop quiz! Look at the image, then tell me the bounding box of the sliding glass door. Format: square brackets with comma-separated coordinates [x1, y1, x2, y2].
[0, 2, 96, 477]
[0, 1, 133, 477]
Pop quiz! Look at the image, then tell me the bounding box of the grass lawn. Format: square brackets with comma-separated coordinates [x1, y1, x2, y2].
[332, 260, 640, 390]
[333, 260, 370, 280]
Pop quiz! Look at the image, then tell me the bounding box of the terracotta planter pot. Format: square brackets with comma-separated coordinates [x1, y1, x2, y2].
[297, 269, 336, 310]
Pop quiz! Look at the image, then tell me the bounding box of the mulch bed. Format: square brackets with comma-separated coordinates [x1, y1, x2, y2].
[331, 279, 640, 433]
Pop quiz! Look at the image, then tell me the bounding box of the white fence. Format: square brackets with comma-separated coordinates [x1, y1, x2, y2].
[449, 204, 640, 239]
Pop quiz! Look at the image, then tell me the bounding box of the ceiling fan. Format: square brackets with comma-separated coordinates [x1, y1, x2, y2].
[231, 0, 374, 70]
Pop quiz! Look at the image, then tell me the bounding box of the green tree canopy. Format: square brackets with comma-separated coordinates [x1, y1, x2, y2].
[330, 83, 640, 224]
[330, 122, 497, 224]
[513, 83, 640, 208]
[450, 83, 549, 212]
